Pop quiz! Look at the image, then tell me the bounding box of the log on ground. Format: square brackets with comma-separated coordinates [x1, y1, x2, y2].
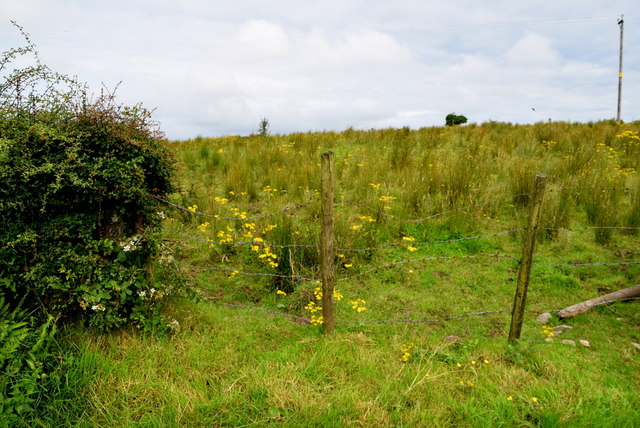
[558, 285, 640, 319]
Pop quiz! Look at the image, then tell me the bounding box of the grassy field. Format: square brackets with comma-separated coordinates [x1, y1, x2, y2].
[24, 120, 640, 427]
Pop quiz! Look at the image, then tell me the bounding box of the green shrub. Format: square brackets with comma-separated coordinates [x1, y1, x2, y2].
[0, 23, 181, 331]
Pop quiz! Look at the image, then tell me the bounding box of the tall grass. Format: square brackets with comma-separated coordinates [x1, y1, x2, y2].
[167, 120, 640, 282]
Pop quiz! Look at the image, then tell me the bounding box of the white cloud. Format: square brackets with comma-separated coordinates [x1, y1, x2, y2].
[1, 1, 638, 138]
[505, 32, 562, 66]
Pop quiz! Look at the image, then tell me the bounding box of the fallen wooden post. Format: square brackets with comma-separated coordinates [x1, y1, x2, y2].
[557, 285, 640, 318]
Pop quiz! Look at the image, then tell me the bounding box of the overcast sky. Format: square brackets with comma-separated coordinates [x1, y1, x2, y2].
[1, 1, 638, 139]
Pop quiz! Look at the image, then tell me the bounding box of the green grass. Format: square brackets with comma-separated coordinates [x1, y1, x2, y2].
[20, 121, 640, 426]
[50, 296, 639, 427]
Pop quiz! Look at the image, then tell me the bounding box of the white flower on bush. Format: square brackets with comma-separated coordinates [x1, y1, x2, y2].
[137, 287, 166, 300]
[91, 303, 106, 312]
[120, 235, 142, 252]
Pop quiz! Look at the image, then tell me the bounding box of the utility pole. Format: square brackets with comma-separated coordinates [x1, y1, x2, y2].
[617, 15, 624, 123]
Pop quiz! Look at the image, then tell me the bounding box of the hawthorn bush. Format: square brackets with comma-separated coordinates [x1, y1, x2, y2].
[0, 25, 182, 332]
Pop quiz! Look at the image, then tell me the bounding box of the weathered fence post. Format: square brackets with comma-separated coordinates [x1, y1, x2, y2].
[320, 152, 336, 334]
[508, 173, 547, 343]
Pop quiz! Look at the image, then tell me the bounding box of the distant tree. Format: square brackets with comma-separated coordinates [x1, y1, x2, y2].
[445, 113, 468, 126]
[258, 117, 270, 137]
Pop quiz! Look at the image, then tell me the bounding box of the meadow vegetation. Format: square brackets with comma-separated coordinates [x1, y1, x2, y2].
[11, 120, 638, 426]
[1, 29, 639, 424]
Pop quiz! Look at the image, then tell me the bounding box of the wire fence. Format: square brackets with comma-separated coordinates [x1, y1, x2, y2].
[549, 186, 640, 193]
[154, 194, 319, 221]
[197, 292, 640, 326]
[338, 253, 520, 282]
[338, 193, 529, 224]
[159, 174, 640, 337]
[183, 264, 317, 282]
[164, 226, 318, 250]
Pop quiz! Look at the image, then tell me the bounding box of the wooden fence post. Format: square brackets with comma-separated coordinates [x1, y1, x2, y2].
[508, 173, 547, 343]
[320, 152, 336, 334]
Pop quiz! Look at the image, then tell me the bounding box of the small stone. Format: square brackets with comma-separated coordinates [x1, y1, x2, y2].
[616, 317, 625, 321]
[444, 335, 461, 344]
[553, 325, 573, 331]
[562, 340, 576, 347]
[536, 312, 552, 324]
[579, 340, 590, 348]
[552, 330, 563, 336]
[544, 337, 554, 343]
[632, 342, 640, 350]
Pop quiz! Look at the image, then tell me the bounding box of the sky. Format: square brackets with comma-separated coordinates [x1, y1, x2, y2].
[1, 1, 638, 140]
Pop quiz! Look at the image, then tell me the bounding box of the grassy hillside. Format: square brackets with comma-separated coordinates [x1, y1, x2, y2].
[26, 121, 640, 427]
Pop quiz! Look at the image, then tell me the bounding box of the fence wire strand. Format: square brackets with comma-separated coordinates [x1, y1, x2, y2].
[154, 195, 318, 221]
[339, 253, 520, 281]
[543, 226, 640, 232]
[338, 193, 530, 224]
[336, 309, 509, 324]
[209, 301, 311, 323]
[163, 226, 318, 249]
[199, 296, 640, 326]
[183, 264, 318, 282]
[337, 229, 525, 253]
[533, 260, 640, 267]
[549, 186, 640, 193]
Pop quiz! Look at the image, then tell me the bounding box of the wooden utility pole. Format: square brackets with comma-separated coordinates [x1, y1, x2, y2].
[508, 173, 547, 343]
[617, 15, 624, 123]
[320, 152, 336, 334]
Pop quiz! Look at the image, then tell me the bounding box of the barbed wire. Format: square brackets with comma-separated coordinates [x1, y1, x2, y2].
[337, 193, 530, 224]
[200, 298, 509, 325]
[532, 260, 640, 267]
[163, 226, 319, 249]
[165, 224, 637, 254]
[336, 229, 525, 253]
[154, 195, 319, 221]
[549, 186, 640, 193]
[182, 264, 318, 282]
[339, 253, 520, 281]
[336, 309, 509, 324]
[542, 226, 640, 232]
[210, 301, 311, 323]
[196, 293, 640, 327]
